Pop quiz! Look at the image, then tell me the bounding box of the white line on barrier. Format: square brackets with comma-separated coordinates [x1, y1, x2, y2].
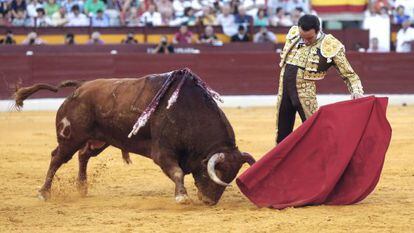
[0, 94, 413, 112]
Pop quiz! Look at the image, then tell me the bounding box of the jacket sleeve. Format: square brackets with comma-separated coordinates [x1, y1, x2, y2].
[332, 48, 364, 95]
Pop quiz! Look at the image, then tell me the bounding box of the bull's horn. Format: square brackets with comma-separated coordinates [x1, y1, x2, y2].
[241, 152, 256, 166]
[207, 153, 231, 186]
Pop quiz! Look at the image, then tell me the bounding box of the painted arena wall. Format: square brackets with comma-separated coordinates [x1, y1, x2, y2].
[0, 47, 413, 99]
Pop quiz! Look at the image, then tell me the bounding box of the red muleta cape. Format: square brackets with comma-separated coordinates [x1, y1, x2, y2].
[236, 96, 392, 209]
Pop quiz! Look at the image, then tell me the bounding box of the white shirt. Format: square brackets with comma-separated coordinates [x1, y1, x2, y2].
[172, 0, 185, 17]
[217, 13, 237, 37]
[67, 13, 89, 26]
[140, 11, 162, 26]
[242, 0, 265, 17]
[396, 27, 414, 53]
[362, 12, 390, 52]
[27, 3, 44, 18]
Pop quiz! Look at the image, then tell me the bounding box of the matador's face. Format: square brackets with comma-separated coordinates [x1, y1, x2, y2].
[299, 27, 317, 46]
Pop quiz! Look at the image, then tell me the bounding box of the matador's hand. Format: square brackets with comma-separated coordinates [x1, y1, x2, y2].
[351, 93, 364, 100]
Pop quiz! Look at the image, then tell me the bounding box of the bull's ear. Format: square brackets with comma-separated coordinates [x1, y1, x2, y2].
[241, 152, 256, 166]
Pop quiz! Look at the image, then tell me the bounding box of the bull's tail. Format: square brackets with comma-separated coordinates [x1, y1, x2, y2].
[13, 80, 84, 109]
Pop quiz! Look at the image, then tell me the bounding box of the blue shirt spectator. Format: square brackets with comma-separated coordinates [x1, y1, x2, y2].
[235, 6, 253, 26]
[92, 9, 109, 27]
[394, 5, 410, 25]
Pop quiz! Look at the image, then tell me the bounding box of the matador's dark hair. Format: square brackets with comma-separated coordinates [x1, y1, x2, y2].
[298, 14, 320, 33]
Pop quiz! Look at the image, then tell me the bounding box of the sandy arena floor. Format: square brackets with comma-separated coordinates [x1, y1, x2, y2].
[0, 106, 413, 232]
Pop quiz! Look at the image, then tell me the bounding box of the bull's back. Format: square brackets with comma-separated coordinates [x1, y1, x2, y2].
[75, 76, 164, 116]
[56, 76, 165, 148]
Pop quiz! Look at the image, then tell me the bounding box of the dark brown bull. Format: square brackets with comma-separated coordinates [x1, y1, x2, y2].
[14, 68, 255, 205]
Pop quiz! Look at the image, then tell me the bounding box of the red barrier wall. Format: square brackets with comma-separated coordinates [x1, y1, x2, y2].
[1, 52, 413, 99]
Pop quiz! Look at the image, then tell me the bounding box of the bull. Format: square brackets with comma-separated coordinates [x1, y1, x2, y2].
[14, 68, 255, 205]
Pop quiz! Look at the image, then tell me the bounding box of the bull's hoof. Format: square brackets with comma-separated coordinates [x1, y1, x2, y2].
[38, 190, 50, 201]
[77, 182, 88, 197]
[175, 194, 191, 204]
[197, 191, 217, 205]
[123, 157, 132, 165]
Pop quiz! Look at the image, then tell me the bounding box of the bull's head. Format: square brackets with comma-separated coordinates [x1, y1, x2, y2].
[192, 149, 255, 205]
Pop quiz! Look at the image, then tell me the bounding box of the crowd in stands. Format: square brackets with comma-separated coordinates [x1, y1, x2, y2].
[0, 0, 311, 28]
[0, 0, 413, 52]
[364, 0, 414, 52]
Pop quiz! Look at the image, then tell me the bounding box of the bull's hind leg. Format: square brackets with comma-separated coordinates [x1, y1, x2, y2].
[153, 150, 190, 204]
[77, 140, 109, 197]
[38, 143, 80, 200]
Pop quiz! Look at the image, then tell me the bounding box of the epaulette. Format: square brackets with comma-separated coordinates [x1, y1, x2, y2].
[321, 34, 344, 63]
[286, 26, 299, 40]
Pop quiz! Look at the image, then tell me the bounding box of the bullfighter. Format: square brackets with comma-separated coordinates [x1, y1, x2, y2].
[276, 14, 364, 144]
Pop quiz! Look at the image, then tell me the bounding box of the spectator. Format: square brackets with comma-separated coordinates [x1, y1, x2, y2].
[172, 0, 186, 18]
[92, 9, 109, 27]
[253, 26, 276, 43]
[286, 0, 310, 13]
[125, 7, 140, 26]
[27, 0, 44, 18]
[35, 8, 53, 27]
[1, 1, 8, 16]
[62, 0, 84, 14]
[240, 0, 266, 17]
[254, 8, 269, 27]
[181, 7, 197, 26]
[12, 9, 29, 26]
[217, 5, 237, 37]
[84, 0, 105, 16]
[394, 5, 410, 25]
[363, 6, 390, 52]
[140, 4, 162, 26]
[162, 10, 174, 26]
[152, 35, 174, 54]
[270, 7, 293, 27]
[235, 6, 253, 26]
[396, 19, 414, 52]
[64, 33, 75, 44]
[367, 37, 388, 52]
[87, 31, 104, 44]
[10, 0, 27, 19]
[267, 0, 280, 17]
[67, 5, 89, 26]
[394, 0, 414, 18]
[231, 25, 250, 42]
[372, 0, 391, 13]
[173, 24, 193, 44]
[22, 31, 44, 45]
[105, 0, 121, 26]
[229, 0, 241, 14]
[154, 0, 173, 24]
[291, 7, 305, 25]
[44, 0, 60, 17]
[121, 0, 141, 18]
[199, 25, 221, 45]
[198, 6, 217, 26]
[51, 7, 69, 26]
[121, 32, 138, 44]
[0, 30, 17, 44]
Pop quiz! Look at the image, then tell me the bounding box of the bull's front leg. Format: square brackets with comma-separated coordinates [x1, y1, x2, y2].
[153, 151, 190, 204]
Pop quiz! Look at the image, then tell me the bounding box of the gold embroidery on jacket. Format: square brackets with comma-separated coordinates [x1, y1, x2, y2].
[321, 34, 344, 63]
